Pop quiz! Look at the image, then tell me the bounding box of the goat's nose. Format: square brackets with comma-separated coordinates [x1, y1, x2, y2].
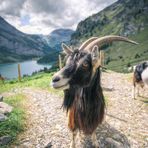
[52, 76, 60, 83]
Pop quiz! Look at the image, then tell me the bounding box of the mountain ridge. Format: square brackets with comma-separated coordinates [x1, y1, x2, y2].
[0, 17, 73, 63]
[70, 0, 148, 72]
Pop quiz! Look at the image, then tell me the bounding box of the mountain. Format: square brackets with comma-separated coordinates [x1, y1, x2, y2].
[0, 17, 74, 63]
[0, 16, 50, 63]
[48, 29, 74, 49]
[37, 29, 74, 64]
[70, 0, 148, 72]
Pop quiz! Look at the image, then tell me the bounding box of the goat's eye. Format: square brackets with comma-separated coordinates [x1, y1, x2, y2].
[82, 62, 88, 68]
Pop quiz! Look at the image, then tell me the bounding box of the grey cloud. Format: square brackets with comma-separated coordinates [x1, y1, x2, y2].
[0, 0, 26, 16]
[28, 0, 68, 17]
[26, 0, 81, 28]
[0, 0, 117, 34]
[42, 18, 60, 28]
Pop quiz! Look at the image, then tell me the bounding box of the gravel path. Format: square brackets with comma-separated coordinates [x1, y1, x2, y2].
[11, 71, 148, 148]
[102, 71, 148, 148]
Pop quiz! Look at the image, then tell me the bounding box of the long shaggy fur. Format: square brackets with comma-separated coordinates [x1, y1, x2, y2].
[63, 68, 105, 135]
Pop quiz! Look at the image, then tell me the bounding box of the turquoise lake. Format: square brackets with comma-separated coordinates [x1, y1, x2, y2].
[0, 60, 51, 79]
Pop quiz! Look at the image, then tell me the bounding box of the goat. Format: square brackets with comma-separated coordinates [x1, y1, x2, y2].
[51, 35, 138, 148]
[132, 61, 148, 99]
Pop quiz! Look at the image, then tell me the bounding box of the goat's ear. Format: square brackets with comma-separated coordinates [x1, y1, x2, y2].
[91, 45, 101, 67]
[62, 43, 73, 55]
[91, 45, 100, 61]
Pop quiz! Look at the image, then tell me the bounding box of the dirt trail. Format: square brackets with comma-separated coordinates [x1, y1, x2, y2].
[102, 71, 148, 148]
[9, 71, 148, 148]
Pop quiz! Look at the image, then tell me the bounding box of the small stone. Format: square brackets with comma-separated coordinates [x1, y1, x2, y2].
[105, 138, 124, 148]
[45, 142, 52, 148]
[0, 95, 3, 102]
[0, 113, 7, 122]
[0, 102, 13, 114]
[0, 136, 12, 146]
[113, 134, 121, 141]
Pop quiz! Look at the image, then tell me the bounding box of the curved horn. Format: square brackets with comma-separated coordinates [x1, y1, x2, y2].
[79, 37, 98, 50]
[84, 35, 139, 51]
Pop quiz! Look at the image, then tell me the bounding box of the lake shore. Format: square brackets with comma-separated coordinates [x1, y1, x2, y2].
[0, 60, 52, 79]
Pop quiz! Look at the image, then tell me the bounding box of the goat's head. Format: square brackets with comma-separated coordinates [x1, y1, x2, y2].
[51, 35, 138, 90]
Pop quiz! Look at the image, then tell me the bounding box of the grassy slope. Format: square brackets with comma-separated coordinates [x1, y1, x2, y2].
[0, 94, 27, 147]
[0, 72, 63, 96]
[105, 27, 148, 72]
[77, 25, 148, 73]
[75, 25, 148, 72]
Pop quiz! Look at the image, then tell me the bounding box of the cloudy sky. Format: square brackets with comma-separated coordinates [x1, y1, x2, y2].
[0, 0, 117, 35]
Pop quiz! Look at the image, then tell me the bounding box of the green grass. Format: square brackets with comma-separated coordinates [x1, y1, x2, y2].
[105, 27, 148, 72]
[0, 72, 63, 96]
[0, 94, 27, 146]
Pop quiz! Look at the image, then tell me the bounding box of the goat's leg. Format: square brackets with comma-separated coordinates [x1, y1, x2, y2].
[92, 131, 99, 148]
[137, 85, 140, 97]
[70, 130, 77, 148]
[132, 74, 137, 99]
[132, 85, 136, 99]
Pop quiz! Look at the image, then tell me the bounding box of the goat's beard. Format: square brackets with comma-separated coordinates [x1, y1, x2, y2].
[52, 84, 70, 90]
[57, 84, 70, 90]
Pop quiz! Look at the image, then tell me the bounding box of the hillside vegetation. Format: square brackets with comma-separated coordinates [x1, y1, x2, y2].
[71, 0, 148, 72]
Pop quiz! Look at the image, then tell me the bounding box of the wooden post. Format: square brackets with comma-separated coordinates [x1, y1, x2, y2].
[0, 75, 5, 84]
[18, 64, 21, 81]
[59, 54, 62, 69]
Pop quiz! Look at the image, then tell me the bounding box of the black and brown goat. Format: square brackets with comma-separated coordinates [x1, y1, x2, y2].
[132, 61, 148, 99]
[51, 35, 138, 148]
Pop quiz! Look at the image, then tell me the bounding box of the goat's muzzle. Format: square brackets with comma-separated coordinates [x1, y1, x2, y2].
[51, 73, 70, 90]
